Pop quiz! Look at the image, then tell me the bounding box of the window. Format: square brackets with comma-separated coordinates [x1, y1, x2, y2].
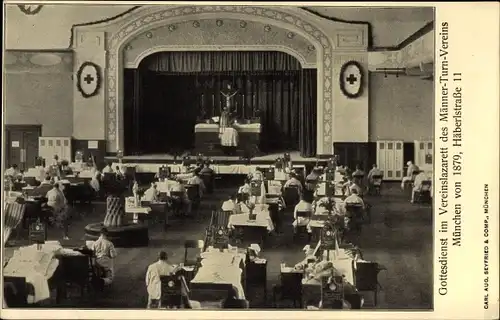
[56, 140, 61, 147]
[427, 143, 432, 149]
[379, 143, 385, 150]
[388, 143, 393, 150]
[420, 143, 424, 150]
[396, 143, 402, 150]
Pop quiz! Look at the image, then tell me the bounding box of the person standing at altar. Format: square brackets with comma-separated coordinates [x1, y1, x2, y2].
[219, 83, 239, 153]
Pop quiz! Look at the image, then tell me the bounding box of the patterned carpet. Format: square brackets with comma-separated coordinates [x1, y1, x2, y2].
[4, 180, 433, 310]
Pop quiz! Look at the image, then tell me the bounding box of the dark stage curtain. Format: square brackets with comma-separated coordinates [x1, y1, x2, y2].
[124, 51, 317, 157]
[142, 51, 302, 73]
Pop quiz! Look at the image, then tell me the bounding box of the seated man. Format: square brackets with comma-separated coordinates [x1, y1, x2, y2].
[91, 227, 118, 287]
[367, 164, 383, 183]
[170, 179, 192, 214]
[342, 177, 361, 197]
[293, 196, 313, 230]
[306, 167, 321, 182]
[251, 168, 264, 182]
[344, 188, 365, 208]
[238, 179, 252, 195]
[352, 165, 365, 178]
[187, 169, 206, 199]
[199, 162, 214, 176]
[34, 164, 47, 183]
[284, 173, 303, 194]
[411, 170, 430, 203]
[4, 164, 21, 178]
[401, 161, 419, 190]
[102, 162, 114, 174]
[221, 194, 241, 215]
[145, 251, 180, 308]
[142, 183, 159, 202]
[46, 183, 69, 240]
[32, 176, 53, 196]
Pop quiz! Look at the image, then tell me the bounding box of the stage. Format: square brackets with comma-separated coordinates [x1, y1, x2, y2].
[105, 151, 325, 174]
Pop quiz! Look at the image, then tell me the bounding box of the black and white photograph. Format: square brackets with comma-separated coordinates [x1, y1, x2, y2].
[1, 2, 498, 318]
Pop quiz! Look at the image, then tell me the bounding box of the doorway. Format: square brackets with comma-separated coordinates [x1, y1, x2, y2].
[5, 125, 41, 171]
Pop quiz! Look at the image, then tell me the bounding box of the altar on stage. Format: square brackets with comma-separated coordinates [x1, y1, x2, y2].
[194, 122, 262, 157]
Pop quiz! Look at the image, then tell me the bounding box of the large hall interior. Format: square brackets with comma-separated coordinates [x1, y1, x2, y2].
[3, 4, 435, 311]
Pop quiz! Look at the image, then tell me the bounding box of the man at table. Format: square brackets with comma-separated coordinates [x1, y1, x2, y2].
[32, 176, 53, 197]
[46, 182, 70, 240]
[221, 194, 241, 214]
[170, 179, 192, 214]
[344, 188, 365, 208]
[410, 170, 429, 203]
[401, 161, 419, 190]
[342, 177, 361, 197]
[367, 164, 383, 183]
[4, 164, 21, 178]
[293, 196, 313, 231]
[92, 227, 118, 287]
[200, 162, 214, 175]
[249, 167, 263, 181]
[306, 167, 321, 182]
[145, 251, 180, 308]
[284, 173, 303, 194]
[238, 178, 251, 195]
[187, 169, 206, 198]
[142, 183, 159, 202]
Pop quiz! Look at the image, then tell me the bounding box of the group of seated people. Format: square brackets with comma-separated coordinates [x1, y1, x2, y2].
[132, 162, 216, 216]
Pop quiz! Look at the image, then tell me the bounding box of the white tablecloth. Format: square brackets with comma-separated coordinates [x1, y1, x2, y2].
[4, 244, 62, 303]
[228, 211, 274, 232]
[192, 250, 246, 299]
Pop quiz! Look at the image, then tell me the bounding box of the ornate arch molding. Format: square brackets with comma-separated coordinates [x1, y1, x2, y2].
[105, 5, 334, 154]
[127, 46, 313, 70]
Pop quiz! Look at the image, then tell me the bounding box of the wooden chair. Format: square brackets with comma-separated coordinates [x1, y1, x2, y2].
[414, 180, 432, 203]
[4, 202, 27, 244]
[183, 240, 202, 266]
[353, 261, 386, 306]
[283, 186, 300, 208]
[211, 210, 233, 228]
[185, 184, 201, 212]
[200, 173, 214, 194]
[294, 210, 312, 242]
[345, 204, 365, 233]
[3, 276, 28, 307]
[245, 258, 268, 303]
[23, 177, 38, 187]
[369, 175, 383, 196]
[321, 275, 344, 309]
[159, 275, 186, 309]
[169, 191, 185, 216]
[272, 271, 303, 308]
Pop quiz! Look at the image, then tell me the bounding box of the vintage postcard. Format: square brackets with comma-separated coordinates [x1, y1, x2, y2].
[1, 1, 498, 319]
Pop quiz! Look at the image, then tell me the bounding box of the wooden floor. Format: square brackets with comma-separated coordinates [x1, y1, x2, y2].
[5, 181, 433, 310]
